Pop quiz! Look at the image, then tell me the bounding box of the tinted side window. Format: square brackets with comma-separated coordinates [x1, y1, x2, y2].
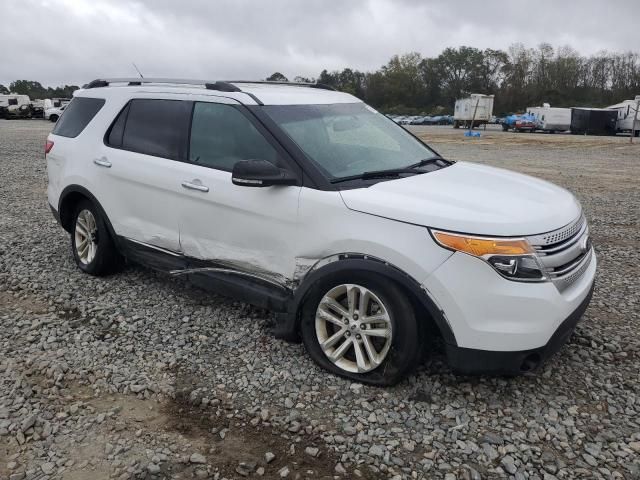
[121, 99, 192, 161]
[8, 99, 17, 106]
[106, 103, 130, 148]
[189, 102, 279, 171]
[52, 97, 105, 138]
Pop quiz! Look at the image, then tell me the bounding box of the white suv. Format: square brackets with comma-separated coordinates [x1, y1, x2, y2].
[46, 78, 596, 385]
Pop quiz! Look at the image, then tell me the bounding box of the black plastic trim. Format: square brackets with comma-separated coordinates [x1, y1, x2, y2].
[49, 203, 61, 225]
[116, 237, 292, 312]
[274, 256, 457, 345]
[205, 81, 241, 92]
[57, 185, 122, 250]
[446, 281, 595, 375]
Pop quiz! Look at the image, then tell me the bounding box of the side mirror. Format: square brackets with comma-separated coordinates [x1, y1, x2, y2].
[232, 159, 297, 187]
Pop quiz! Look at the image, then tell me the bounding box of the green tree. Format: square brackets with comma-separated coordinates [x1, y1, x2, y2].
[9, 80, 48, 99]
[266, 72, 288, 82]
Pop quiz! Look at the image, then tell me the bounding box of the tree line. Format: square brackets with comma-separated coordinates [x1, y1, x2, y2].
[0, 80, 78, 100]
[4, 43, 639, 114]
[271, 43, 640, 114]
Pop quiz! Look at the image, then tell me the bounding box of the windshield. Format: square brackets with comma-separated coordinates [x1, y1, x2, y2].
[263, 103, 439, 180]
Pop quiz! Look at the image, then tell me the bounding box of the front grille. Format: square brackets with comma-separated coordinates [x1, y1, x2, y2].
[528, 215, 593, 292]
[528, 215, 585, 246]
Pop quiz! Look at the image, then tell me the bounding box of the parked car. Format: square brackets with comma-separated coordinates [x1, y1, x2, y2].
[30, 99, 46, 118]
[46, 78, 596, 385]
[45, 105, 66, 122]
[501, 113, 537, 132]
[409, 116, 430, 125]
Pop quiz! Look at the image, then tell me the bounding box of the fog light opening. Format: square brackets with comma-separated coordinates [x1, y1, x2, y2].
[520, 353, 542, 373]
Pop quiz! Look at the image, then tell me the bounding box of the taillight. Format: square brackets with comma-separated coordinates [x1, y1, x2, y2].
[45, 140, 54, 155]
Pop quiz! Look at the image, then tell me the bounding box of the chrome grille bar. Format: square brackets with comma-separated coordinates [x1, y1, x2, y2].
[528, 214, 592, 292]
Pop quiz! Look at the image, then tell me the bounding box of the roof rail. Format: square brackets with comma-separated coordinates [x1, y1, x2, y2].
[82, 78, 336, 106]
[227, 80, 336, 91]
[84, 78, 335, 92]
[83, 78, 241, 92]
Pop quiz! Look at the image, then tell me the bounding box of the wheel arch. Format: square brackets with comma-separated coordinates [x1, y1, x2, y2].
[276, 254, 457, 346]
[58, 185, 119, 246]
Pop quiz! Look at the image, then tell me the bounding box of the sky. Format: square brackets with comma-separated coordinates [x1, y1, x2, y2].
[2, 0, 639, 87]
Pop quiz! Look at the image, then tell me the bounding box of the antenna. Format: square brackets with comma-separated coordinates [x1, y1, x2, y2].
[132, 63, 144, 79]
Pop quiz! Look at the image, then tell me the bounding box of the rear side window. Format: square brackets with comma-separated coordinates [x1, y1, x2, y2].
[8, 98, 17, 106]
[52, 97, 105, 138]
[113, 99, 192, 161]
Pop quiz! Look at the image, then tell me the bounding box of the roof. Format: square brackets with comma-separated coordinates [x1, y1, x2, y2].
[77, 78, 360, 106]
[607, 99, 638, 109]
[571, 107, 617, 111]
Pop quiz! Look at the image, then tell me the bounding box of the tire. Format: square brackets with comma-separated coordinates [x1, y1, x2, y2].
[49, 115, 59, 122]
[501, 124, 509, 131]
[300, 273, 420, 386]
[71, 199, 123, 276]
[453, 121, 459, 129]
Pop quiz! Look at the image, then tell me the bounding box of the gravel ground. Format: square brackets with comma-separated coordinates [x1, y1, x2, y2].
[0, 120, 639, 480]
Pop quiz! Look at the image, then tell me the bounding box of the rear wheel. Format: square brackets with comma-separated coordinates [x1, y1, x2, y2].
[71, 200, 122, 275]
[301, 274, 420, 386]
[49, 114, 59, 122]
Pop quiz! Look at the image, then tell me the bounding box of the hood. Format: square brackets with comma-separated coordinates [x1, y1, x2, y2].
[339, 162, 581, 236]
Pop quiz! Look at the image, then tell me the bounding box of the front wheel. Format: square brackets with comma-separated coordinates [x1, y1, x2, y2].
[301, 274, 420, 386]
[49, 114, 59, 122]
[71, 200, 123, 275]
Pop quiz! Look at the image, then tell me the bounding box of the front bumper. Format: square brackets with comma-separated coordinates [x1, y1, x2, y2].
[445, 280, 594, 375]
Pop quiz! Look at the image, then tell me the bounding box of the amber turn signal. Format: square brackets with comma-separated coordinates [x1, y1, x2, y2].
[432, 230, 534, 257]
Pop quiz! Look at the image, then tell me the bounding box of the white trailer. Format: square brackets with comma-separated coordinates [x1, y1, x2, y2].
[607, 96, 640, 136]
[453, 94, 494, 128]
[0, 94, 32, 118]
[526, 103, 571, 132]
[0, 94, 31, 108]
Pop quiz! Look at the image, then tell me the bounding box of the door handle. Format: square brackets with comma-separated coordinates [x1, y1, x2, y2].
[93, 157, 112, 168]
[181, 181, 209, 192]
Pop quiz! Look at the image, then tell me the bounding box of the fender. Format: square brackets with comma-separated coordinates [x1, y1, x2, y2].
[277, 254, 457, 346]
[57, 185, 122, 250]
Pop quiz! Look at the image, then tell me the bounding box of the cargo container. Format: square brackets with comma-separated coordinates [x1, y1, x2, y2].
[453, 94, 494, 128]
[570, 108, 617, 136]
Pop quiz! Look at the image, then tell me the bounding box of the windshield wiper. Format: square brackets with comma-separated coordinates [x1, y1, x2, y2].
[330, 156, 451, 184]
[330, 168, 424, 184]
[407, 155, 450, 169]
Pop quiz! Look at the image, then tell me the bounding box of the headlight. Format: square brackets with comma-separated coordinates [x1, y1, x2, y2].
[431, 230, 547, 282]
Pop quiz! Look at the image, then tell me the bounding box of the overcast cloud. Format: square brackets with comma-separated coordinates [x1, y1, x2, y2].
[2, 0, 639, 87]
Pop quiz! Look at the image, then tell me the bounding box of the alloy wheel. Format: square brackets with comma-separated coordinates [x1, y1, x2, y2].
[74, 209, 98, 265]
[315, 284, 393, 373]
